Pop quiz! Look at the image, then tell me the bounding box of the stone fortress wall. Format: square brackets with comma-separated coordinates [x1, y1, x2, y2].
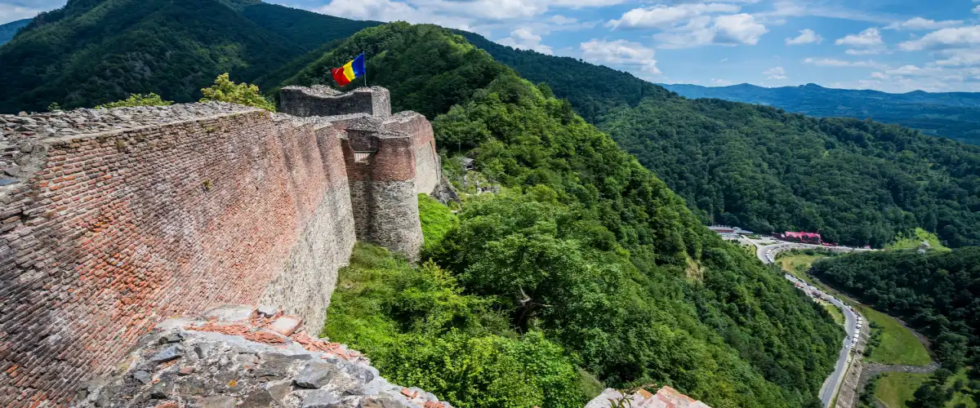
[0, 86, 440, 406]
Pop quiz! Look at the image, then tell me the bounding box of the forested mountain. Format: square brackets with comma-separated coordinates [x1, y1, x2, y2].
[292, 22, 843, 408]
[811, 249, 980, 370]
[663, 83, 980, 145]
[0, 0, 376, 112]
[453, 32, 980, 248]
[0, 18, 30, 45]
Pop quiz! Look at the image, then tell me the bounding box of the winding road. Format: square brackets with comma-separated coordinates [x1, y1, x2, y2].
[752, 241, 867, 408]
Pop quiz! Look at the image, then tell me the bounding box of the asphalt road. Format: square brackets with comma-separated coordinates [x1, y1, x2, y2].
[754, 242, 862, 408]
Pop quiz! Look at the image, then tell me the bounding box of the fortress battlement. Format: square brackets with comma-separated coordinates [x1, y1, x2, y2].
[0, 86, 440, 405]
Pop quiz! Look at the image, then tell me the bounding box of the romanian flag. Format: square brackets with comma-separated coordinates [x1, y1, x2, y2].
[331, 53, 366, 86]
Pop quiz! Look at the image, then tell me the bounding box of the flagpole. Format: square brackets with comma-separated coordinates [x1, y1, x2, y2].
[364, 51, 368, 88]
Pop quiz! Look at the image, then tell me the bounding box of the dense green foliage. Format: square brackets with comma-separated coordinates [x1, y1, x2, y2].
[0, 0, 373, 112]
[452, 36, 980, 248]
[310, 23, 843, 408]
[810, 249, 980, 370]
[0, 18, 30, 46]
[95, 93, 173, 109]
[200, 74, 276, 111]
[324, 244, 585, 408]
[662, 83, 980, 145]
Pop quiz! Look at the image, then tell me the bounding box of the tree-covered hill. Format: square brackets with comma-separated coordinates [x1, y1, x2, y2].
[662, 83, 980, 145]
[291, 22, 843, 408]
[0, 18, 30, 46]
[453, 31, 980, 249]
[0, 0, 376, 112]
[810, 249, 980, 371]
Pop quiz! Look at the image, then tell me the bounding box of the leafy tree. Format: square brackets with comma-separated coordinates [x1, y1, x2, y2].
[96, 93, 173, 109]
[200, 73, 275, 111]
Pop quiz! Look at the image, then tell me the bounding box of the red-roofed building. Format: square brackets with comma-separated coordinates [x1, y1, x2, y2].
[776, 231, 823, 244]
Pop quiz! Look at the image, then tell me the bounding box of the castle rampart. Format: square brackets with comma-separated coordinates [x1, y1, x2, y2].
[0, 86, 439, 405]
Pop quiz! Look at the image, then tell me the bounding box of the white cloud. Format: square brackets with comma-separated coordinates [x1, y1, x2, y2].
[497, 27, 553, 54]
[835, 28, 883, 47]
[885, 17, 962, 31]
[0, 3, 42, 24]
[974, 5, 980, 15]
[834, 27, 887, 55]
[579, 38, 660, 74]
[899, 26, 980, 51]
[316, 0, 621, 30]
[785, 28, 822, 45]
[608, 3, 740, 30]
[934, 48, 980, 67]
[652, 13, 767, 48]
[711, 78, 733, 86]
[763, 66, 787, 79]
[713, 13, 767, 45]
[803, 58, 886, 68]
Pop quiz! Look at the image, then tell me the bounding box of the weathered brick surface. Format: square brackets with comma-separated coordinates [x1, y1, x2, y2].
[0, 109, 356, 406]
[0, 87, 437, 405]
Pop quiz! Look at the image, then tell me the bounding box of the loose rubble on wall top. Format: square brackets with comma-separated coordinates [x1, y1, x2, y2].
[76, 305, 453, 408]
[0, 102, 260, 144]
[585, 387, 711, 408]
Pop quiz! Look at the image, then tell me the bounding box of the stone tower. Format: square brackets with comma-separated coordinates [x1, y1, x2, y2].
[280, 85, 442, 260]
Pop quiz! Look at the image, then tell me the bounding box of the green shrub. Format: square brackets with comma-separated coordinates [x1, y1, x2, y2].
[96, 93, 173, 109]
[200, 73, 276, 111]
[324, 244, 585, 408]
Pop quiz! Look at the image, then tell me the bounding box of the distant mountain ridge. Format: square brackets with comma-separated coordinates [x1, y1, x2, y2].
[661, 83, 980, 145]
[0, 18, 31, 45]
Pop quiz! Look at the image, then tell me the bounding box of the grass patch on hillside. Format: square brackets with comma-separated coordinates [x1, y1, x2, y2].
[876, 372, 931, 408]
[821, 302, 845, 326]
[419, 194, 458, 253]
[855, 306, 932, 366]
[946, 368, 978, 408]
[886, 228, 949, 252]
[777, 251, 830, 285]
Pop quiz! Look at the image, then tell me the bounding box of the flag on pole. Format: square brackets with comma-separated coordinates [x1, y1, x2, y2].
[331, 53, 365, 86]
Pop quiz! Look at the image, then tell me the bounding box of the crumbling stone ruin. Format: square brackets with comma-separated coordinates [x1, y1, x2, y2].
[74, 305, 452, 408]
[0, 87, 441, 406]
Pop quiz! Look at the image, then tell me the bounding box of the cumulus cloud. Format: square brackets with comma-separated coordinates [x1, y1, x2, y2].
[834, 27, 887, 55]
[497, 27, 553, 54]
[785, 28, 822, 45]
[934, 48, 980, 67]
[885, 17, 962, 31]
[607, 3, 740, 30]
[835, 28, 883, 47]
[652, 13, 767, 48]
[579, 38, 660, 74]
[899, 26, 980, 51]
[711, 78, 733, 86]
[763, 66, 787, 79]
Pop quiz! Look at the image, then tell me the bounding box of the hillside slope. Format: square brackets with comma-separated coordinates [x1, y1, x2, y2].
[454, 32, 980, 248]
[0, 18, 30, 45]
[0, 0, 375, 112]
[291, 22, 843, 408]
[663, 83, 980, 145]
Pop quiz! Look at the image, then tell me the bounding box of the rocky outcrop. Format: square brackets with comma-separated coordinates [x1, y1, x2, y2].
[75, 305, 452, 408]
[585, 387, 710, 408]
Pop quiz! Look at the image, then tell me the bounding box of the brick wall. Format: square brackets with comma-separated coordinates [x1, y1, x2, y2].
[0, 110, 356, 405]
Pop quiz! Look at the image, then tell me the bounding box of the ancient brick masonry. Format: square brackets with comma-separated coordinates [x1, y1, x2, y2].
[0, 87, 440, 405]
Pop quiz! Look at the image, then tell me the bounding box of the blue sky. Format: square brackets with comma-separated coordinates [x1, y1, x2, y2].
[3, 0, 978, 92]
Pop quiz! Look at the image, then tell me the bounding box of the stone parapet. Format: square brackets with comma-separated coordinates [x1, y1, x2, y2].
[280, 85, 391, 119]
